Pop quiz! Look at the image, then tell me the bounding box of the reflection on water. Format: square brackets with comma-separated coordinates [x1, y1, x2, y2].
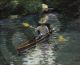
[10, 32, 57, 65]
[21, 38, 56, 65]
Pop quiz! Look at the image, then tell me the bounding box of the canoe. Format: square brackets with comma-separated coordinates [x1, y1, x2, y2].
[17, 33, 51, 53]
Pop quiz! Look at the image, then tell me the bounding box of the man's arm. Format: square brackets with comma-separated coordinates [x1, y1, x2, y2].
[45, 26, 49, 33]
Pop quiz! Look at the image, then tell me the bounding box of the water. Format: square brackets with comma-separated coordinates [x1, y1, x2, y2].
[1, 13, 80, 65]
[17, 34, 57, 65]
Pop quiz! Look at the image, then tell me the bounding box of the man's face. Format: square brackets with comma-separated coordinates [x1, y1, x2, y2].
[42, 8, 48, 12]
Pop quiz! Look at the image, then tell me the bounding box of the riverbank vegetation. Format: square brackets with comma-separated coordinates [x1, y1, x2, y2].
[0, 0, 80, 20]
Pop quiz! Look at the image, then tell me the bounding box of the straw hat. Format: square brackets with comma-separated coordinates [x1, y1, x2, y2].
[42, 4, 48, 11]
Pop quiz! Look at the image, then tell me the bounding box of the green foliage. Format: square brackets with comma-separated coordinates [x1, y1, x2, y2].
[45, 0, 59, 8]
[0, 0, 79, 19]
[0, 0, 12, 18]
[46, 0, 79, 20]
[18, 0, 42, 15]
[0, 0, 42, 18]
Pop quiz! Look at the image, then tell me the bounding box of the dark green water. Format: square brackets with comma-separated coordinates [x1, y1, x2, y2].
[0, 14, 80, 65]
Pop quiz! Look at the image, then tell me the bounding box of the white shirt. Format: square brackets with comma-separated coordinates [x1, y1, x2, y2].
[36, 25, 49, 35]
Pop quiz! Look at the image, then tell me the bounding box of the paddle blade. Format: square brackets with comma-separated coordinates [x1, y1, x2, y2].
[58, 35, 65, 43]
[22, 22, 30, 28]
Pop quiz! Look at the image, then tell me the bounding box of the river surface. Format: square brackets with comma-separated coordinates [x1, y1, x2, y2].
[0, 13, 80, 65]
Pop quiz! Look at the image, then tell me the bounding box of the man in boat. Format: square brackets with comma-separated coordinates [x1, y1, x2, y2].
[35, 4, 53, 42]
[36, 4, 52, 40]
[35, 23, 49, 40]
